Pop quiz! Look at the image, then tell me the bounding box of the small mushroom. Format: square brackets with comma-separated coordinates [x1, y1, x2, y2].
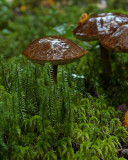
[99, 23, 128, 53]
[73, 13, 128, 40]
[73, 13, 128, 80]
[22, 36, 86, 83]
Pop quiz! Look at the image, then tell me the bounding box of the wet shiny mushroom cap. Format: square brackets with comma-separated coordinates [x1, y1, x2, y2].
[99, 23, 128, 52]
[73, 13, 128, 41]
[22, 36, 87, 65]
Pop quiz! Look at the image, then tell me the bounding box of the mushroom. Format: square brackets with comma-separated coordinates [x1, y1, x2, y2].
[22, 36, 87, 83]
[73, 13, 128, 79]
[99, 23, 128, 53]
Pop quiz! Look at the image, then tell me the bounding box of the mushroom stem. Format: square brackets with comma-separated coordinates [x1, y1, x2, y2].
[100, 44, 112, 79]
[52, 65, 58, 84]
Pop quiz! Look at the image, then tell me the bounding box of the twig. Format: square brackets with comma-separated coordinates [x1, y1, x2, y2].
[84, 91, 95, 109]
[4, 136, 9, 147]
[4, 136, 14, 160]
[92, 153, 105, 160]
[90, 135, 99, 149]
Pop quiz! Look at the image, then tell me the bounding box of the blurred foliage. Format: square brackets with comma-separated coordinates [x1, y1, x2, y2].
[106, 0, 128, 10]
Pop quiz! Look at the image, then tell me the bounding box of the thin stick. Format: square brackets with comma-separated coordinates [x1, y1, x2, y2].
[100, 44, 112, 81]
[52, 65, 58, 84]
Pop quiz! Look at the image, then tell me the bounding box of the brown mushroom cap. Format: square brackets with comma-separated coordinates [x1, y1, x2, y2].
[22, 36, 86, 65]
[73, 13, 128, 41]
[99, 23, 128, 52]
